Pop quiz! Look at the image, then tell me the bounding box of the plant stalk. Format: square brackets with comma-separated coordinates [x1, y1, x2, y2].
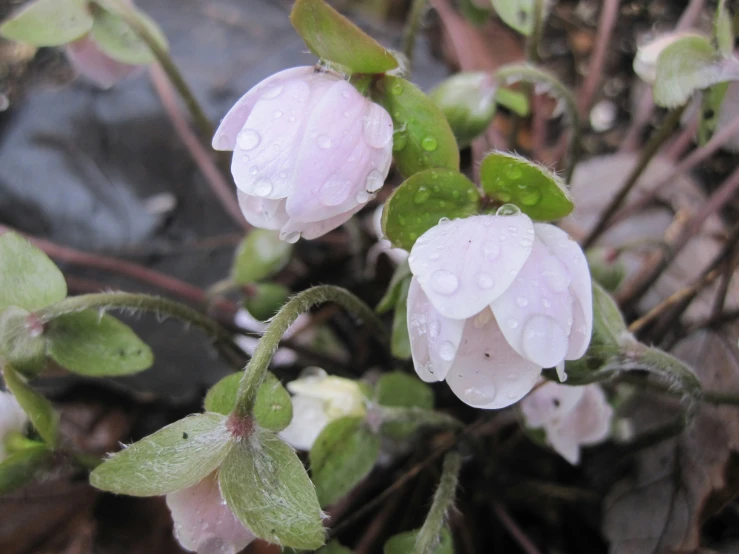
[403, 0, 429, 68]
[414, 451, 462, 554]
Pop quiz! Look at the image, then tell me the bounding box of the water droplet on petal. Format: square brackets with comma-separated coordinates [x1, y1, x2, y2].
[429, 320, 440, 338]
[356, 190, 370, 203]
[477, 273, 494, 289]
[254, 178, 273, 197]
[520, 238, 532, 247]
[507, 166, 522, 179]
[273, 110, 283, 119]
[507, 318, 519, 329]
[429, 252, 441, 261]
[249, 166, 259, 176]
[482, 241, 500, 260]
[496, 203, 521, 216]
[261, 84, 283, 99]
[430, 269, 459, 295]
[438, 217, 450, 225]
[516, 296, 529, 307]
[421, 136, 438, 151]
[542, 298, 551, 308]
[365, 169, 384, 193]
[439, 341, 456, 361]
[237, 129, 260, 151]
[317, 135, 332, 149]
[281, 231, 301, 243]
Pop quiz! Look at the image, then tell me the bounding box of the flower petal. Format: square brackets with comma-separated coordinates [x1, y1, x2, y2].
[445, 314, 541, 409]
[407, 278, 465, 383]
[409, 214, 535, 319]
[534, 223, 593, 360]
[562, 384, 613, 445]
[491, 235, 573, 368]
[236, 191, 289, 230]
[520, 381, 585, 429]
[279, 202, 365, 242]
[65, 36, 139, 89]
[212, 66, 314, 151]
[278, 395, 330, 451]
[166, 472, 255, 554]
[0, 391, 28, 462]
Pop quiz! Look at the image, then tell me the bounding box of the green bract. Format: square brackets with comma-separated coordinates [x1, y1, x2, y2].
[480, 152, 574, 220]
[376, 371, 434, 410]
[90, 0, 169, 65]
[231, 230, 293, 285]
[0, 233, 66, 313]
[309, 416, 380, 507]
[654, 35, 739, 108]
[46, 310, 153, 377]
[382, 169, 480, 250]
[220, 433, 325, 549]
[0, 307, 47, 377]
[90, 413, 232, 496]
[290, 0, 397, 74]
[390, 278, 412, 360]
[0, 445, 53, 494]
[3, 365, 58, 446]
[244, 283, 291, 321]
[374, 76, 460, 177]
[376, 260, 411, 314]
[492, 0, 537, 36]
[0, 0, 93, 46]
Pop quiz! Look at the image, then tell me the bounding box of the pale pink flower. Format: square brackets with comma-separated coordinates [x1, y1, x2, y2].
[165, 471, 256, 554]
[65, 35, 139, 89]
[0, 390, 28, 462]
[213, 67, 394, 243]
[520, 381, 613, 464]
[407, 213, 592, 409]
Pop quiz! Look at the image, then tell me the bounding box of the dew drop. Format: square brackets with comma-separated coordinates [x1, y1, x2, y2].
[515, 296, 529, 307]
[429, 320, 440, 339]
[483, 241, 500, 260]
[497, 191, 512, 202]
[272, 110, 283, 119]
[438, 217, 450, 225]
[519, 188, 541, 206]
[317, 135, 333, 149]
[254, 178, 273, 197]
[421, 136, 438, 151]
[542, 298, 551, 308]
[520, 238, 532, 247]
[430, 269, 459, 295]
[414, 187, 430, 204]
[356, 190, 370, 203]
[429, 252, 441, 261]
[439, 341, 456, 361]
[237, 129, 260, 151]
[477, 273, 494, 289]
[365, 169, 385, 193]
[240, 153, 249, 163]
[393, 132, 408, 152]
[341, 89, 351, 99]
[507, 318, 519, 329]
[249, 166, 259, 176]
[281, 231, 301, 243]
[261, 84, 283, 99]
[507, 225, 518, 234]
[390, 81, 404, 96]
[507, 166, 523, 179]
[496, 203, 521, 216]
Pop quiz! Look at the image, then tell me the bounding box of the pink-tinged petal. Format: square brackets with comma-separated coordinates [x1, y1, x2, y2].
[279, 202, 365, 242]
[65, 37, 139, 90]
[563, 385, 613, 445]
[166, 472, 255, 554]
[490, 235, 573, 368]
[534, 223, 593, 360]
[279, 395, 330, 451]
[362, 102, 394, 149]
[286, 81, 374, 222]
[212, 66, 314, 151]
[407, 278, 465, 383]
[409, 214, 535, 319]
[520, 381, 584, 429]
[236, 191, 289, 230]
[445, 313, 541, 409]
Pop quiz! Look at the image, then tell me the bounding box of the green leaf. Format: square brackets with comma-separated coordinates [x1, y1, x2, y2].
[374, 76, 460, 177]
[654, 35, 739, 108]
[3, 365, 58, 446]
[492, 0, 537, 36]
[0, 307, 47, 377]
[46, 310, 153, 377]
[391, 279, 412, 360]
[376, 371, 434, 410]
[586, 248, 626, 292]
[232, 230, 293, 285]
[0, 0, 93, 46]
[698, 82, 729, 145]
[310, 416, 379, 507]
[715, 0, 734, 57]
[376, 260, 411, 314]
[90, 413, 232, 496]
[480, 152, 573, 220]
[220, 432, 325, 549]
[0, 232, 67, 313]
[459, 0, 492, 25]
[382, 169, 480, 250]
[290, 0, 397, 74]
[89, 0, 168, 65]
[494, 87, 530, 116]
[378, 406, 462, 439]
[204, 372, 241, 415]
[318, 540, 353, 554]
[253, 372, 293, 432]
[384, 527, 454, 554]
[244, 283, 291, 321]
[0, 445, 52, 494]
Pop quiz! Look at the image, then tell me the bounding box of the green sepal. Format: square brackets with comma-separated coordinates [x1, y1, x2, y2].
[0, 232, 67, 313]
[90, 413, 232, 496]
[0, 307, 47, 377]
[244, 283, 291, 321]
[390, 279, 412, 360]
[373, 76, 460, 177]
[90, 0, 168, 64]
[480, 152, 573, 221]
[219, 431, 325, 549]
[3, 365, 58, 446]
[0, 0, 93, 47]
[231, 230, 293, 285]
[290, 0, 398, 74]
[376, 259, 411, 314]
[715, 0, 734, 57]
[376, 371, 434, 409]
[382, 169, 480, 250]
[586, 248, 626, 292]
[384, 527, 454, 554]
[0, 444, 53, 494]
[491, 0, 538, 36]
[309, 416, 379, 507]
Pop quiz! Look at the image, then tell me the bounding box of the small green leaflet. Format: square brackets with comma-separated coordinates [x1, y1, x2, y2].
[0, 0, 93, 47]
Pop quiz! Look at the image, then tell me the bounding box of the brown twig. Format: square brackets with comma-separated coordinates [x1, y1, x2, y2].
[492, 501, 544, 554]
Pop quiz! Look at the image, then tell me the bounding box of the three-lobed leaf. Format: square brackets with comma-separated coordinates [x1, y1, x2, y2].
[90, 413, 232, 496]
[290, 0, 397, 74]
[220, 432, 325, 549]
[46, 310, 153, 377]
[480, 152, 574, 220]
[231, 230, 293, 285]
[3, 365, 58, 446]
[382, 169, 480, 250]
[310, 416, 380, 507]
[0, 232, 67, 313]
[374, 76, 460, 178]
[0, 0, 93, 46]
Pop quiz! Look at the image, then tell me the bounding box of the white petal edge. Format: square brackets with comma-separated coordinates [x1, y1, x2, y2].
[278, 395, 331, 451]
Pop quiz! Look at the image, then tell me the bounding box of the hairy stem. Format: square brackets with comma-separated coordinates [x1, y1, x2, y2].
[525, 0, 546, 63]
[403, 0, 429, 68]
[414, 451, 462, 554]
[583, 105, 686, 249]
[232, 286, 387, 418]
